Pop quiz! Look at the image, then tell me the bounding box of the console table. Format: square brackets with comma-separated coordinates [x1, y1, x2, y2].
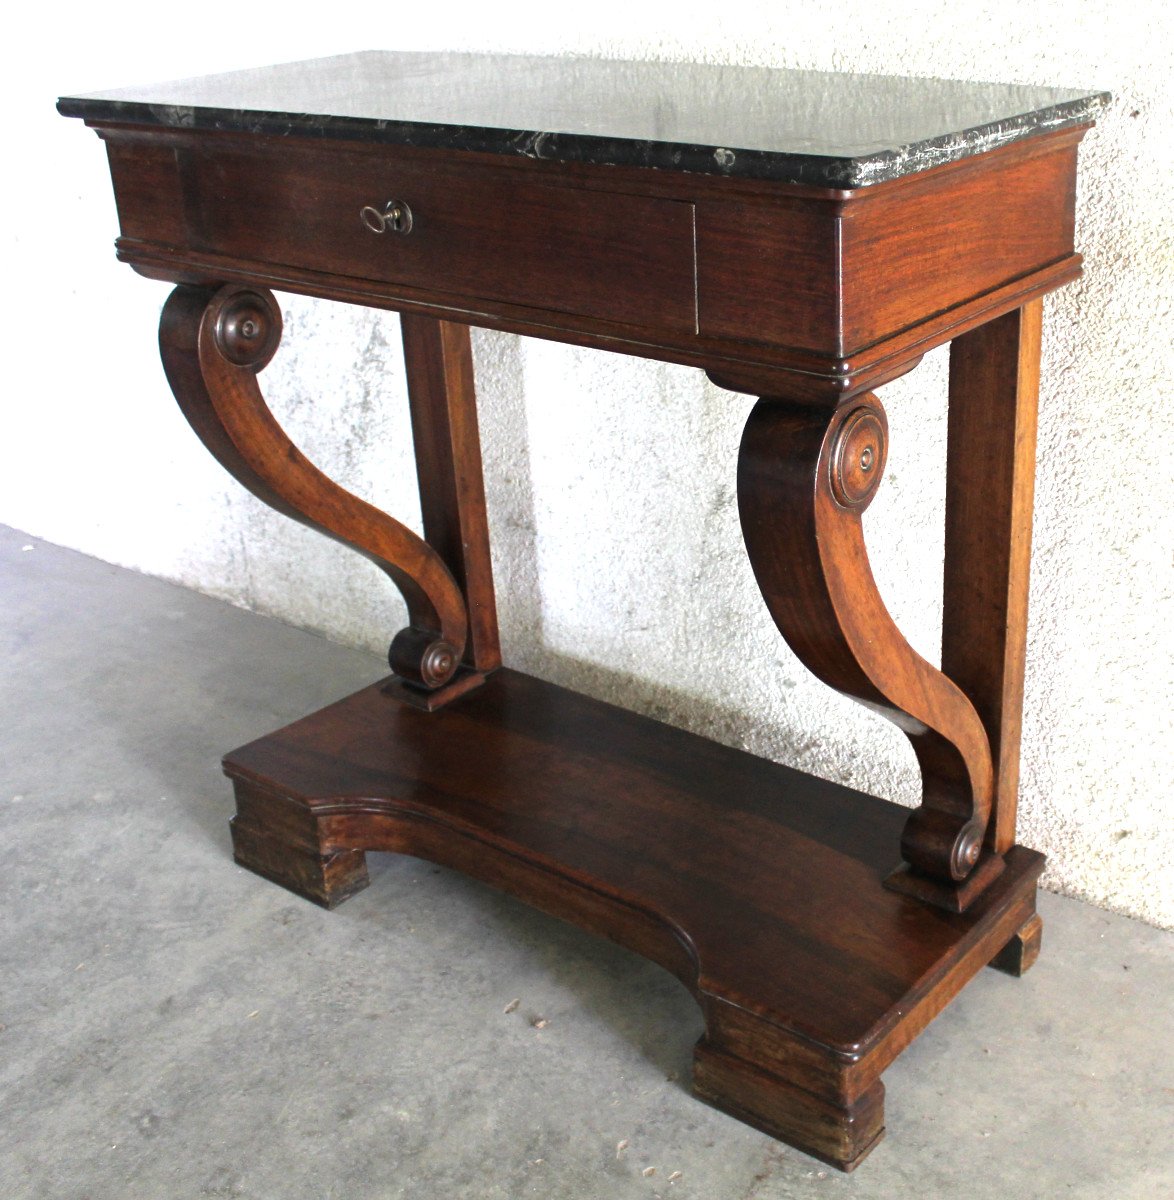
[59, 53, 1106, 1171]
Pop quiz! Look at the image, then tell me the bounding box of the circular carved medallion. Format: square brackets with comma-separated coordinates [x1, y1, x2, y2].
[829, 404, 887, 510]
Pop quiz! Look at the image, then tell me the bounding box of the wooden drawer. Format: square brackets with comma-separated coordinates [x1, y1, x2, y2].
[103, 126, 1084, 394]
[155, 141, 698, 334]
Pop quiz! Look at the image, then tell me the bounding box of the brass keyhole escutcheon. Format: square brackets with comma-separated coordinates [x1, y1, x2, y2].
[360, 199, 413, 235]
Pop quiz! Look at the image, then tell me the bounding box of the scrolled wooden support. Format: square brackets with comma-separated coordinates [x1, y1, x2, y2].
[158, 283, 468, 690]
[737, 392, 997, 898]
[388, 626, 460, 689]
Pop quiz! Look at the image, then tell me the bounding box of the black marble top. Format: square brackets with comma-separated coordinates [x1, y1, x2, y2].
[58, 51, 1108, 188]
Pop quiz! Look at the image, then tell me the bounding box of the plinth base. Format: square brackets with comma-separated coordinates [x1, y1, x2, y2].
[224, 668, 1043, 1170]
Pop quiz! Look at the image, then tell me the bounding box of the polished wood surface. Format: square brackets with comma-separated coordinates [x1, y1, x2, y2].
[943, 301, 1044, 854]
[64, 61, 1100, 1168]
[159, 283, 470, 692]
[699, 130, 1079, 357]
[100, 125, 1086, 401]
[737, 392, 997, 895]
[225, 669, 1045, 1170]
[165, 138, 699, 332]
[400, 315, 501, 676]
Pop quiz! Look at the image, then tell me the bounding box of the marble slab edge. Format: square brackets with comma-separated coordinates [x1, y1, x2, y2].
[56, 93, 1111, 189]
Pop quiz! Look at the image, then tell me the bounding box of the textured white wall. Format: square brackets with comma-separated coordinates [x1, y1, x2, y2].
[6, 1, 1171, 926]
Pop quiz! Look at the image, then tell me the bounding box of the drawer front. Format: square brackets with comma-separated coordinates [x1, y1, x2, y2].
[173, 144, 698, 333]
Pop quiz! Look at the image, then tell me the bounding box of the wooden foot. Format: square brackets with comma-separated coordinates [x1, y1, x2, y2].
[229, 779, 368, 908]
[988, 911, 1043, 976]
[694, 1038, 884, 1172]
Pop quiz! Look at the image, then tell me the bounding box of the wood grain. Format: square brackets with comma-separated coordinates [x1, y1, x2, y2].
[170, 138, 698, 333]
[158, 283, 469, 688]
[737, 393, 996, 890]
[224, 668, 1044, 1170]
[943, 301, 1044, 854]
[401, 315, 501, 674]
[97, 123, 1088, 401]
[68, 89, 1097, 1169]
[837, 143, 1076, 353]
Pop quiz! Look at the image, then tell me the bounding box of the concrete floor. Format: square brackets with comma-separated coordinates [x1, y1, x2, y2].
[1, 524, 1171, 1200]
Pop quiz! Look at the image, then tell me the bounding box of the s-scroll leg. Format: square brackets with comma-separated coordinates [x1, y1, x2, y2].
[158, 283, 474, 699]
[736, 391, 1001, 910]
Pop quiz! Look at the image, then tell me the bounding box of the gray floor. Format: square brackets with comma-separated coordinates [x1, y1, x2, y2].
[1, 525, 1170, 1200]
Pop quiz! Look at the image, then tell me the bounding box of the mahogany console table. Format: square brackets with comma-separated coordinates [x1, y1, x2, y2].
[60, 54, 1106, 1170]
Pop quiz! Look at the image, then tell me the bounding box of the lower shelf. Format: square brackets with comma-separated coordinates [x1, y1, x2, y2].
[224, 667, 1043, 1171]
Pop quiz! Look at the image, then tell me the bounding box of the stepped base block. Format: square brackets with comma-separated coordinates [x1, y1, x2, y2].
[224, 668, 1044, 1170]
[989, 911, 1045, 976]
[230, 797, 369, 909]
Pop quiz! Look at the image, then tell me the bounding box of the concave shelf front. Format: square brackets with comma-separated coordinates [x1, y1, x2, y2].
[224, 667, 1042, 1169]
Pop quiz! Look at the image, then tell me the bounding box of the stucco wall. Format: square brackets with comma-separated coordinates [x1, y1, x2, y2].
[7, 1, 1171, 926]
